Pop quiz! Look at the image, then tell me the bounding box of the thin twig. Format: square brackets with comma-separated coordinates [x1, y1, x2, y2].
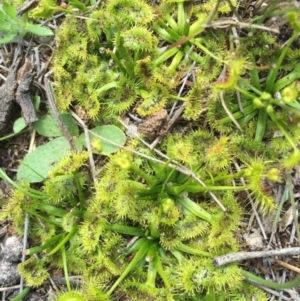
[150, 102, 187, 149]
[41, 13, 66, 26]
[275, 259, 300, 274]
[213, 247, 300, 267]
[17, 0, 39, 15]
[151, 62, 196, 149]
[205, 0, 222, 25]
[0, 285, 22, 292]
[19, 214, 29, 297]
[20, 128, 36, 298]
[35, 44, 54, 81]
[203, 19, 279, 33]
[287, 174, 300, 245]
[70, 110, 96, 183]
[233, 160, 268, 240]
[268, 185, 288, 248]
[43, 78, 76, 150]
[219, 91, 243, 132]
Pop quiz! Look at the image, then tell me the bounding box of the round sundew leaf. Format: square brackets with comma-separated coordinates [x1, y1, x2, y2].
[17, 137, 78, 183]
[79, 125, 126, 154]
[13, 117, 27, 133]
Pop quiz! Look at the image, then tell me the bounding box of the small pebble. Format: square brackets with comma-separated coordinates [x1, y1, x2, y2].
[1, 236, 23, 262]
[243, 230, 264, 251]
[0, 261, 19, 286]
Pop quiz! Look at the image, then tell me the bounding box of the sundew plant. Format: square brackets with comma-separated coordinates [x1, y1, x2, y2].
[1, 0, 300, 300]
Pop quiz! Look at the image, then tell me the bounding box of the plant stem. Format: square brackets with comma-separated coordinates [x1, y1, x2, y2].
[254, 109, 268, 141]
[73, 172, 85, 208]
[61, 244, 71, 291]
[25, 233, 65, 255]
[48, 226, 78, 255]
[287, 174, 300, 245]
[177, 2, 185, 35]
[96, 81, 118, 95]
[234, 85, 255, 99]
[268, 111, 297, 150]
[218, 102, 255, 124]
[175, 196, 212, 223]
[273, 70, 300, 92]
[264, 32, 297, 92]
[191, 38, 226, 64]
[250, 68, 261, 90]
[153, 253, 171, 289]
[242, 270, 300, 290]
[130, 163, 155, 185]
[0, 168, 48, 199]
[146, 259, 157, 287]
[10, 287, 30, 301]
[175, 184, 246, 193]
[105, 224, 145, 236]
[154, 47, 179, 66]
[205, 170, 244, 184]
[107, 239, 150, 295]
[176, 242, 212, 257]
[36, 203, 68, 217]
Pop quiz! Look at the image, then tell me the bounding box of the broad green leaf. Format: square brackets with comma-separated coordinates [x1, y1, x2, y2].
[2, 2, 17, 19]
[0, 33, 16, 44]
[79, 125, 126, 154]
[60, 113, 79, 136]
[33, 115, 63, 137]
[288, 101, 300, 110]
[0, 23, 16, 34]
[24, 23, 54, 36]
[17, 137, 75, 183]
[69, 0, 88, 12]
[33, 113, 79, 137]
[13, 117, 27, 133]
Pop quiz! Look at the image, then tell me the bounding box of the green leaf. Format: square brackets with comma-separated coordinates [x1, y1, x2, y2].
[32, 95, 41, 111]
[0, 33, 16, 44]
[79, 125, 126, 155]
[17, 137, 74, 183]
[175, 196, 212, 223]
[33, 115, 63, 137]
[33, 113, 79, 137]
[69, 0, 88, 12]
[0, 22, 15, 33]
[24, 23, 54, 36]
[2, 2, 17, 19]
[13, 117, 27, 133]
[59, 114, 79, 136]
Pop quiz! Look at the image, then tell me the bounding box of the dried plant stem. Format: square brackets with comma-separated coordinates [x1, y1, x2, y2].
[287, 173, 300, 245]
[150, 102, 187, 149]
[219, 91, 243, 132]
[275, 259, 300, 274]
[203, 20, 279, 33]
[17, 0, 39, 15]
[70, 110, 97, 182]
[19, 128, 36, 296]
[233, 160, 267, 239]
[43, 78, 76, 150]
[213, 247, 300, 267]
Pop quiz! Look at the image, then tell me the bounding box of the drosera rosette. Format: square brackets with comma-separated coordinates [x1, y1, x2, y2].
[206, 7, 300, 151]
[77, 146, 279, 299]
